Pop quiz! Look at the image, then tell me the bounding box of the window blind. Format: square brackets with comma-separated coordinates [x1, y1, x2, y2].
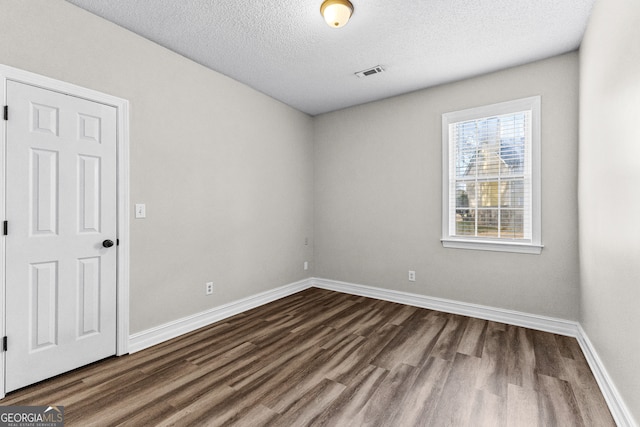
[448, 110, 532, 241]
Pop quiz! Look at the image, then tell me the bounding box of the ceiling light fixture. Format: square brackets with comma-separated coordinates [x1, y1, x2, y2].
[320, 0, 354, 28]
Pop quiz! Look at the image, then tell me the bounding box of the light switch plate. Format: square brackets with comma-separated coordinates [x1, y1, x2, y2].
[135, 203, 146, 219]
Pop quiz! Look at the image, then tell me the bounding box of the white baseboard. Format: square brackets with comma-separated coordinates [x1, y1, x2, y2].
[311, 277, 579, 337]
[576, 324, 637, 427]
[128, 278, 313, 353]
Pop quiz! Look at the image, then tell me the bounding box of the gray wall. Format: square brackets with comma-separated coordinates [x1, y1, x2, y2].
[315, 53, 580, 320]
[0, 0, 314, 333]
[580, 0, 640, 423]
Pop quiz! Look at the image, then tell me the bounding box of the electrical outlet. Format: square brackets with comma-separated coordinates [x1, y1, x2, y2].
[205, 282, 214, 295]
[408, 270, 416, 282]
[304, 261, 309, 271]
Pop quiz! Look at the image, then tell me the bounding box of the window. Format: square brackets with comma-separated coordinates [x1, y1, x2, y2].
[441, 97, 542, 254]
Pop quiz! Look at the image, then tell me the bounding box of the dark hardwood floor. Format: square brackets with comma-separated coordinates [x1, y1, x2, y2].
[1, 288, 615, 426]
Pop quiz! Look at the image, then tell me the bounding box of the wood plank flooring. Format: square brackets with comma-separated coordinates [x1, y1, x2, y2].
[1, 288, 615, 426]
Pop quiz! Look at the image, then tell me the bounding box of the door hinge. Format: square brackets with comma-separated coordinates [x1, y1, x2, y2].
[3, 336, 7, 352]
[3, 221, 7, 236]
[117, 238, 120, 246]
[3, 106, 7, 121]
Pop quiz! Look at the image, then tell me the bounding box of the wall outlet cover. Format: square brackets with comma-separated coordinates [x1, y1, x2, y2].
[135, 203, 146, 219]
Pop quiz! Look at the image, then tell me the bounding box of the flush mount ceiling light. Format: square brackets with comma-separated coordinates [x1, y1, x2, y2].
[320, 0, 354, 28]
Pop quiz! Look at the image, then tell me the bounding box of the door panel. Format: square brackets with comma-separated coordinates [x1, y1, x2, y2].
[78, 155, 101, 233]
[77, 256, 101, 337]
[30, 148, 59, 235]
[5, 81, 117, 392]
[30, 261, 59, 349]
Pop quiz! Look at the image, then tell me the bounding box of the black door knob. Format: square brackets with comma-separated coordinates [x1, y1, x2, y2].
[102, 239, 114, 248]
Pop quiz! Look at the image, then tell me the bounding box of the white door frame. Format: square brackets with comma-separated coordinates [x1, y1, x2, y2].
[0, 64, 130, 398]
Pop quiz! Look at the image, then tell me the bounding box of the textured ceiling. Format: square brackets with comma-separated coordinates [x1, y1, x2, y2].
[64, 0, 595, 116]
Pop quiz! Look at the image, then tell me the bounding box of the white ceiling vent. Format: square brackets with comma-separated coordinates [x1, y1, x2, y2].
[355, 65, 385, 78]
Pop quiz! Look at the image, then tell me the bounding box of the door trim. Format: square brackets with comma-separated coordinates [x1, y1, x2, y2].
[0, 64, 130, 397]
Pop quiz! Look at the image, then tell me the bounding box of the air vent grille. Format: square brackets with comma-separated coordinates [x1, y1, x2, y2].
[355, 65, 385, 78]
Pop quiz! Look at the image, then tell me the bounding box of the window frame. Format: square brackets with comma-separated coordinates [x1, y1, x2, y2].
[441, 96, 543, 254]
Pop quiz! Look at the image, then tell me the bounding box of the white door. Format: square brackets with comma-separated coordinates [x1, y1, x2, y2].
[4, 81, 117, 392]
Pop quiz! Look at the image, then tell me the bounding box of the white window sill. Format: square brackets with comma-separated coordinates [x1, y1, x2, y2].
[441, 238, 543, 254]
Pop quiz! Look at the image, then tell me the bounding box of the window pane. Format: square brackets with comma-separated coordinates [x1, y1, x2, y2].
[476, 209, 499, 237]
[502, 179, 525, 208]
[500, 209, 524, 239]
[455, 122, 477, 178]
[456, 217, 476, 236]
[500, 114, 526, 175]
[455, 182, 470, 209]
[475, 180, 500, 207]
